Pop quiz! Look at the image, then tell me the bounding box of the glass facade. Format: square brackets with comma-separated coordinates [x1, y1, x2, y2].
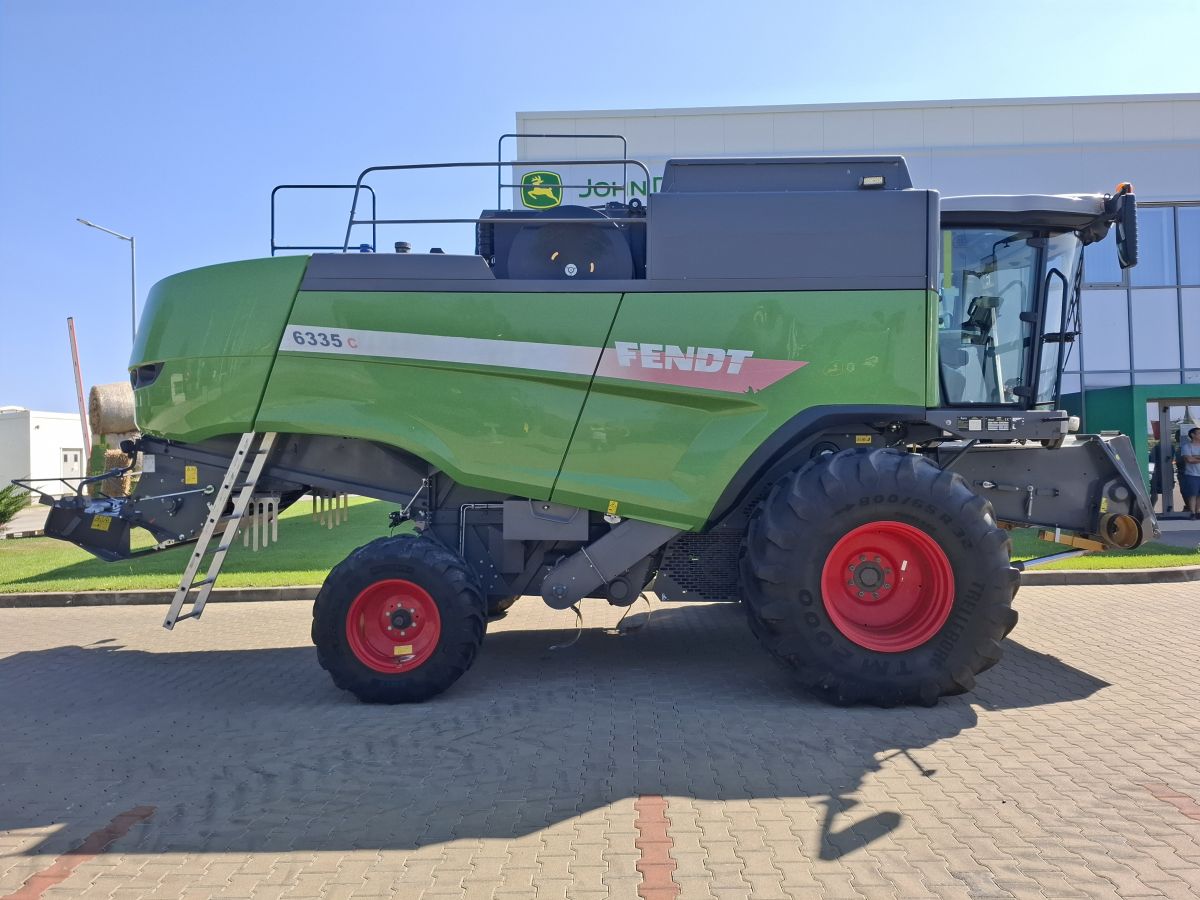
[1080, 202, 1200, 391]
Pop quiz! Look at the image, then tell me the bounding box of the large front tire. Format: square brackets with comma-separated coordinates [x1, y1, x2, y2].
[740, 448, 1018, 706]
[312, 535, 485, 703]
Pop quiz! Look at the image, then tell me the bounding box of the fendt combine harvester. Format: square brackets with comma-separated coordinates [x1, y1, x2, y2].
[28, 141, 1155, 706]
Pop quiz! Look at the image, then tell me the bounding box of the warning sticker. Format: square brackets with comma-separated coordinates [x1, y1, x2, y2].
[393, 645, 414, 657]
[855, 435, 873, 445]
[91, 515, 112, 532]
[606, 500, 620, 515]
[184, 465, 198, 485]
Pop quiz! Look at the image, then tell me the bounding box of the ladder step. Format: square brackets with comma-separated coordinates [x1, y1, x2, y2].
[162, 431, 277, 631]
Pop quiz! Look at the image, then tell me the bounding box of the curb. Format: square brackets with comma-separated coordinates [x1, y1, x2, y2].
[1, 568, 1198, 608]
[0, 529, 45, 540]
[0, 586, 320, 608]
[1018, 566, 1200, 586]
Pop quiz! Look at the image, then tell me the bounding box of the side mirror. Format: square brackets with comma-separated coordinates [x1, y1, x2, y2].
[1113, 190, 1138, 270]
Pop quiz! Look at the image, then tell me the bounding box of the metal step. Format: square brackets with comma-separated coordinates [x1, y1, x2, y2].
[163, 432, 277, 629]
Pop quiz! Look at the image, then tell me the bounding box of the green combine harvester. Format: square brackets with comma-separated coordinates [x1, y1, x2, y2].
[25, 143, 1155, 706]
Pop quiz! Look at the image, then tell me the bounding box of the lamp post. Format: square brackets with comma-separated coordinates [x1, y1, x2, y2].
[77, 218, 137, 343]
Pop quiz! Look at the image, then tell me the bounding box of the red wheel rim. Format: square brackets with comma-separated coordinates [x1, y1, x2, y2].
[345, 579, 442, 673]
[820, 521, 954, 653]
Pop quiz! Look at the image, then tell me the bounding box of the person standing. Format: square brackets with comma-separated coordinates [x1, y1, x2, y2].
[1182, 426, 1200, 519]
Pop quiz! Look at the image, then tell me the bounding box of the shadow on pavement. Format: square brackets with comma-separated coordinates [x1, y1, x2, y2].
[0, 602, 1108, 862]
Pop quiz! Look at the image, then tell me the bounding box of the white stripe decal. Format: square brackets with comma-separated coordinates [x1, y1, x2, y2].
[280, 325, 598, 376]
[279, 325, 807, 394]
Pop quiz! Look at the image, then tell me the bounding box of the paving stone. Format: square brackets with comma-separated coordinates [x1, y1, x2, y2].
[0, 587, 1198, 899]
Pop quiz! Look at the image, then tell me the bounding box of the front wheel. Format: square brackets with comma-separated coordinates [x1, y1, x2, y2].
[312, 535, 485, 703]
[740, 448, 1018, 706]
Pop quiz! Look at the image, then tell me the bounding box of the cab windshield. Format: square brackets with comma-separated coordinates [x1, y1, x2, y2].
[938, 228, 1082, 406]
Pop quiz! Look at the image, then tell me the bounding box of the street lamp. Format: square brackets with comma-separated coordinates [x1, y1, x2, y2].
[77, 218, 137, 343]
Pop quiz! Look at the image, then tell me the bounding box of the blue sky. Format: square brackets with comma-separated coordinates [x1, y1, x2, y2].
[2, 0, 1198, 412]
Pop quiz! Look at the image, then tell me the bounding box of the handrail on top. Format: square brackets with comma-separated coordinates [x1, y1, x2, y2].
[270, 184, 377, 256]
[340, 158, 654, 253]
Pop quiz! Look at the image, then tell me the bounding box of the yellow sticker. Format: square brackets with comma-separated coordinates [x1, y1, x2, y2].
[91, 515, 112, 532]
[606, 500, 620, 515]
[1099, 497, 1109, 513]
[855, 435, 873, 445]
[393, 645, 414, 656]
[184, 465, 198, 485]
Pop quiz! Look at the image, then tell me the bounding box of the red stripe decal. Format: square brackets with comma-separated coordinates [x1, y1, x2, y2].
[596, 349, 806, 394]
[634, 794, 679, 899]
[3, 806, 155, 900]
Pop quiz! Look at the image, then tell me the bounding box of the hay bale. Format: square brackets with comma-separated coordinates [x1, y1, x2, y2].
[102, 449, 132, 498]
[89, 382, 136, 435]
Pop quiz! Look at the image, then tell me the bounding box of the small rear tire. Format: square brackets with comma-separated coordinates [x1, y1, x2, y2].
[312, 535, 485, 703]
[740, 448, 1018, 706]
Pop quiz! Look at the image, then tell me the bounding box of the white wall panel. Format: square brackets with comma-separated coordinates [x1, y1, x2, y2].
[771, 112, 823, 152]
[1172, 101, 1200, 139]
[971, 105, 1023, 146]
[0, 413, 31, 489]
[722, 113, 773, 154]
[619, 117, 675, 158]
[1072, 102, 1121, 143]
[672, 115, 724, 154]
[922, 106, 972, 146]
[1123, 101, 1174, 141]
[821, 111, 873, 151]
[1021, 104, 1075, 145]
[872, 109, 924, 150]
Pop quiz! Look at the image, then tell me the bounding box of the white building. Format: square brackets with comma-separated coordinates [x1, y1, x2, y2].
[515, 94, 1200, 396]
[0, 407, 86, 500]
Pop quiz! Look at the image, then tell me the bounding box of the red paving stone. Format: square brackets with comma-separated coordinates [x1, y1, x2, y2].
[634, 795, 679, 899]
[1, 806, 154, 900]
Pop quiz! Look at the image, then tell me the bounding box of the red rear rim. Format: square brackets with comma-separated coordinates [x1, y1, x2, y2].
[820, 521, 954, 653]
[345, 579, 442, 673]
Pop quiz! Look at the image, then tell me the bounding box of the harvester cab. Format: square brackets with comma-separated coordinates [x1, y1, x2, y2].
[938, 186, 1137, 410]
[22, 137, 1155, 707]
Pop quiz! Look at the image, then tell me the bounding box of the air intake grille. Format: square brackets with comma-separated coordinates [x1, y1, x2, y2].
[658, 527, 742, 602]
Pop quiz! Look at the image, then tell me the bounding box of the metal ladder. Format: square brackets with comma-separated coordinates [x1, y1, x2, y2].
[163, 432, 277, 629]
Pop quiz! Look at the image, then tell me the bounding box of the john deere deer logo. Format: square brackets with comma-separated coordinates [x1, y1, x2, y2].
[521, 171, 562, 209]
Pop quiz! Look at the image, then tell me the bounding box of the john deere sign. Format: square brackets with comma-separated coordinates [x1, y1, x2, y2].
[514, 162, 669, 209]
[520, 171, 562, 209]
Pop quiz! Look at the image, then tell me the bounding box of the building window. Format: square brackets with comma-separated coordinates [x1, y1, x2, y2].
[1130, 207, 1177, 287]
[1130, 289, 1181, 369]
[1134, 371, 1181, 385]
[1178, 207, 1200, 286]
[1083, 227, 1123, 286]
[1084, 372, 1132, 388]
[1183, 288, 1200, 368]
[1080, 289, 1130, 370]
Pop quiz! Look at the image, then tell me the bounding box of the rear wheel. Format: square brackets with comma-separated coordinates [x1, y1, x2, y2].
[312, 535, 485, 703]
[740, 448, 1018, 706]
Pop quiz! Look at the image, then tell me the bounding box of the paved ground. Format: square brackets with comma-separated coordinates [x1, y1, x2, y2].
[0, 504, 49, 536]
[1, 586, 1199, 900]
[1154, 519, 1200, 551]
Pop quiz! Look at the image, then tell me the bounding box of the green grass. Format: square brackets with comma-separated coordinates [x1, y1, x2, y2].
[0, 497, 395, 594]
[1008, 528, 1199, 570]
[0, 498, 1196, 594]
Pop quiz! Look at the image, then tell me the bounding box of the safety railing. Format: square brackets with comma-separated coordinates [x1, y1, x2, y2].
[340, 158, 653, 252]
[270, 184, 377, 256]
